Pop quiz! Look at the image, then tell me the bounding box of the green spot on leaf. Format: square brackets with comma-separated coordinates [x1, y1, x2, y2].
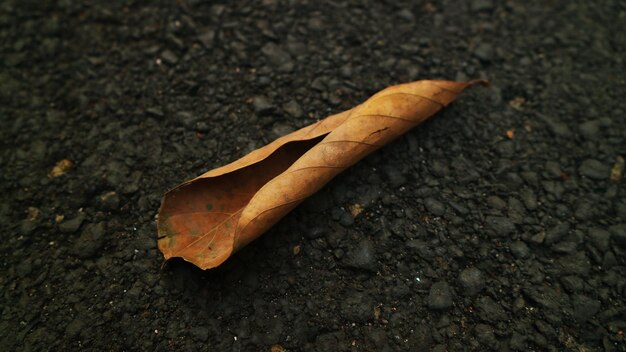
[206, 203, 213, 211]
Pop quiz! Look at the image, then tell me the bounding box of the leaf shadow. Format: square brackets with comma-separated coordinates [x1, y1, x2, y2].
[158, 228, 289, 314]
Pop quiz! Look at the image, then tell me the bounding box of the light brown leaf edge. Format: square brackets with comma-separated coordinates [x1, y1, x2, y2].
[157, 79, 486, 269]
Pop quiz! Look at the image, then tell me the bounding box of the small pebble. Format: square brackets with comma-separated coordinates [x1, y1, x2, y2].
[510, 240, 530, 258]
[579, 159, 609, 180]
[251, 95, 273, 115]
[544, 222, 570, 245]
[470, 0, 494, 11]
[473, 43, 494, 62]
[396, 9, 415, 21]
[71, 222, 106, 258]
[383, 165, 406, 187]
[485, 216, 515, 236]
[578, 120, 600, 140]
[541, 115, 573, 137]
[608, 224, 626, 249]
[474, 324, 498, 349]
[270, 122, 294, 140]
[282, 100, 303, 117]
[458, 267, 485, 296]
[59, 214, 86, 233]
[428, 281, 453, 310]
[305, 227, 326, 239]
[571, 295, 601, 323]
[197, 29, 215, 48]
[160, 50, 178, 65]
[345, 239, 376, 272]
[261, 42, 294, 72]
[424, 198, 445, 216]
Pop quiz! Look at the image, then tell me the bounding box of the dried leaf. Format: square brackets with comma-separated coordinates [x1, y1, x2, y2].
[27, 207, 40, 221]
[49, 159, 73, 177]
[349, 203, 365, 218]
[610, 156, 624, 183]
[270, 345, 286, 352]
[509, 96, 525, 110]
[157, 79, 485, 269]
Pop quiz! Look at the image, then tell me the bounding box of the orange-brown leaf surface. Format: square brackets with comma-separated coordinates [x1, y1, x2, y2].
[157, 79, 484, 269]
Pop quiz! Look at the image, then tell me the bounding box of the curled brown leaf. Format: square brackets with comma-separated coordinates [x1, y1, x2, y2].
[157, 79, 485, 269]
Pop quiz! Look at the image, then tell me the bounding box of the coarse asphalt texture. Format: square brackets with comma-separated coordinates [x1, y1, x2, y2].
[1, 1, 625, 351]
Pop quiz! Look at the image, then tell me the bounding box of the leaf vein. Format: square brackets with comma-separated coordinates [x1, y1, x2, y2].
[176, 208, 244, 253]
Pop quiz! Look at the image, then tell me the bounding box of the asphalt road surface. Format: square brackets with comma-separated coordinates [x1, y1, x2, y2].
[1, 1, 625, 351]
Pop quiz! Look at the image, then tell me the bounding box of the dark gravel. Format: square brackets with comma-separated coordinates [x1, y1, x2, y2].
[1, 1, 625, 351]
